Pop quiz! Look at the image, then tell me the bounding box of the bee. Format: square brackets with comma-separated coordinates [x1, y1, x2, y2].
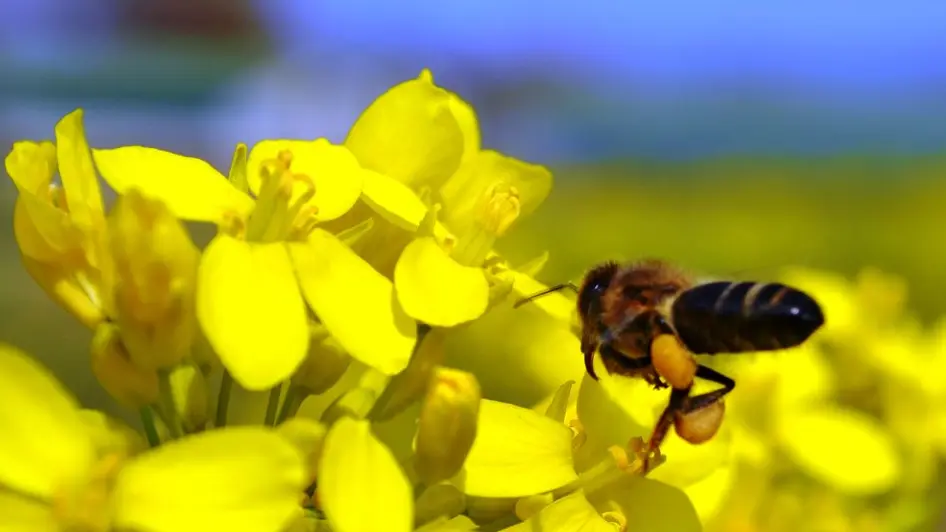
[514, 258, 825, 465]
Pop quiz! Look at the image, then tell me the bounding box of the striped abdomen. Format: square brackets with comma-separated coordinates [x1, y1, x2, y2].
[669, 281, 824, 355]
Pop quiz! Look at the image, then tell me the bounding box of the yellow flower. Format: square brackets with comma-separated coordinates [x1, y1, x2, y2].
[449, 384, 701, 531]
[4, 108, 108, 329]
[0, 343, 306, 532]
[344, 69, 552, 328]
[92, 140, 417, 390]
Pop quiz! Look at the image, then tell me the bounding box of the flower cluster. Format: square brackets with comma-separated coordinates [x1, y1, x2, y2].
[699, 266, 946, 532]
[1, 70, 713, 532]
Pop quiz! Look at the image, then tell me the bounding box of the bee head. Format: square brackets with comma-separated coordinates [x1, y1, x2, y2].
[577, 261, 619, 319]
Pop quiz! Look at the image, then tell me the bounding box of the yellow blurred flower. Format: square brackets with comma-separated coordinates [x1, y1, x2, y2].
[4, 109, 108, 329]
[92, 139, 416, 390]
[0, 343, 306, 532]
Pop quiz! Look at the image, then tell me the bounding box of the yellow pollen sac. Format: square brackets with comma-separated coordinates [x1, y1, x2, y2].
[477, 183, 521, 237]
[601, 509, 628, 531]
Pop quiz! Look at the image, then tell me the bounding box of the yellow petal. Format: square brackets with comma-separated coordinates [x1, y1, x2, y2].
[501, 491, 614, 532]
[442, 287, 583, 405]
[290, 229, 417, 375]
[0, 490, 58, 532]
[319, 417, 413, 532]
[776, 405, 900, 495]
[440, 150, 553, 234]
[455, 399, 576, 497]
[345, 69, 466, 188]
[446, 94, 481, 164]
[0, 344, 95, 500]
[394, 237, 488, 327]
[361, 170, 429, 231]
[13, 193, 76, 263]
[683, 464, 734, 524]
[586, 475, 702, 532]
[19, 255, 104, 330]
[54, 109, 106, 228]
[510, 273, 576, 323]
[247, 139, 365, 222]
[5, 140, 57, 194]
[92, 146, 255, 223]
[196, 235, 309, 391]
[112, 427, 306, 532]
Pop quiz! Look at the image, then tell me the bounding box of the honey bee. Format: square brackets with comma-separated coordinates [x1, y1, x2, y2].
[514, 258, 825, 464]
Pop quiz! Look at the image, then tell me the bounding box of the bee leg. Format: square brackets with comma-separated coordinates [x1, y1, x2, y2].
[680, 365, 735, 414]
[643, 387, 690, 472]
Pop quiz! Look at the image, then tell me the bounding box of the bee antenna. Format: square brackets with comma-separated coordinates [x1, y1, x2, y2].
[513, 282, 580, 308]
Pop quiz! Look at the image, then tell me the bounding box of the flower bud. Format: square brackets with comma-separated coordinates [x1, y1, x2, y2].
[674, 400, 726, 445]
[292, 323, 351, 395]
[107, 189, 199, 370]
[169, 364, 209, 432]
[414, 368, 481, 485]
[90, 323, 159, 408]
[370, 328, 446, 422]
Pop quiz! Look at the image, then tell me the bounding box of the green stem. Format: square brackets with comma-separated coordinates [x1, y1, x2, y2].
[264, 384, 283, 426]
[139, 407, 161, 447]
[215, 370, 233, 428]
[276, 385, 305, 425]
[158, 370, 184, 439]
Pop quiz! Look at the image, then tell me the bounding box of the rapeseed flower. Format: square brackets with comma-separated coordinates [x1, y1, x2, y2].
[340, 69, 553, 328]
[0, 343, 306, 532]
[450, 382, 702, 531]
[92, 138, 416, 390]
[5, 109, 108, 329]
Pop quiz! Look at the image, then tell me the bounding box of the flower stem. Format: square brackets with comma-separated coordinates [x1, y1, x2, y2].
[276, 385, 305, 424]
[215, 370, 233, 428]
[265, 383, 283, 426]
[139, 407, 161, 447]
[158, 370, 184, 439]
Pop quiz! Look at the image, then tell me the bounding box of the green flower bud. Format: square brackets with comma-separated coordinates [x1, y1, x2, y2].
[414, 367, 481, 485]
[292, 323, 351, 395]
[169, 364, 209, 432]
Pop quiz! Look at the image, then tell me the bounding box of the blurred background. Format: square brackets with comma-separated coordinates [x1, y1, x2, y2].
[2, 1, 945, 531]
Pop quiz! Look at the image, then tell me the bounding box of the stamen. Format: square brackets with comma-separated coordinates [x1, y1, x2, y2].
[478, 183, 521, 237]
[568, 419, 587, 452]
